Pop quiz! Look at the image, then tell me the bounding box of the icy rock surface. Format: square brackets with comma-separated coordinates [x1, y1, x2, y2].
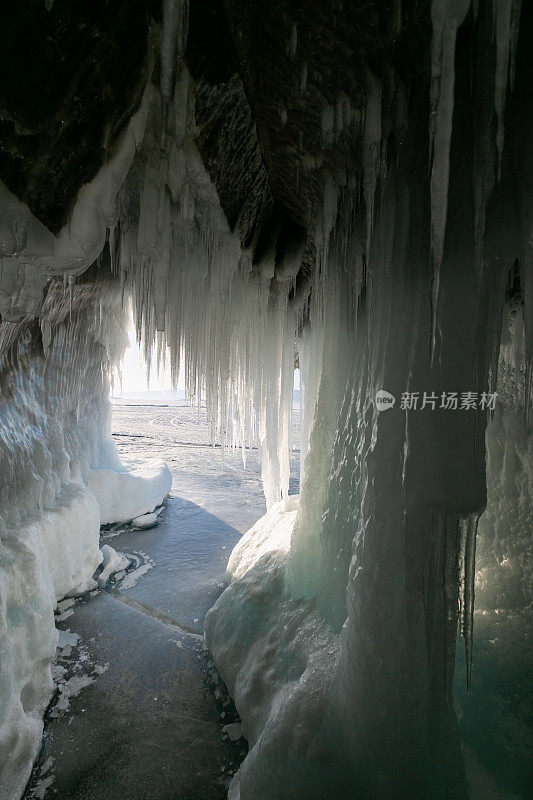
[222, 723, 242, 742]
[205, 501, 343, 800]
[476, 306, 532, 613]
[0, 279, 171, 800]
[0, 81, 151, 321]
[0, 487, 101, 800]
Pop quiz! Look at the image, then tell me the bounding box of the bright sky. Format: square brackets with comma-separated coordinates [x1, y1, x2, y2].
[113, 316, 180, 396]
[115, 313, 300, 395]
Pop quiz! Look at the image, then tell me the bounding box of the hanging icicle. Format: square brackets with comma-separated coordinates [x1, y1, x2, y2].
[459, 511, 481, 691]
[429, 0, 470, 360]
[493, 0, 523, 180]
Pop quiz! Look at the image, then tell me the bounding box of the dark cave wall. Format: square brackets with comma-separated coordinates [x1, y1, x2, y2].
[0, 0, 156, 233]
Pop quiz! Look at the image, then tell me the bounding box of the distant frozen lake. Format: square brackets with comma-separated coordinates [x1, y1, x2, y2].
[110, 398, 301, 534]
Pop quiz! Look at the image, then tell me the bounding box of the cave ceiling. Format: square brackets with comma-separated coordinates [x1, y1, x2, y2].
[0, 0, 430, 277]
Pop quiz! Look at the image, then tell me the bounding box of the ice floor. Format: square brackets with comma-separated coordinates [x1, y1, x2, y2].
[23, 401, 300, 800]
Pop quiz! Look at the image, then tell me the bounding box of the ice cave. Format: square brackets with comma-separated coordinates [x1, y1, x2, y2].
[0, 1, 531, 799]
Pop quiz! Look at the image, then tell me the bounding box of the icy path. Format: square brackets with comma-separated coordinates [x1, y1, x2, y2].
[24, 401, 300, 800]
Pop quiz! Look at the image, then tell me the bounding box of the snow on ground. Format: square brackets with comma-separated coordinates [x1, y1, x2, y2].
[25, 606, 110, 800]
[131, 506, 164, 528]
[21, 543, 159, 800]
[97, 545, 131, 588]
[118, 551, 155, 589]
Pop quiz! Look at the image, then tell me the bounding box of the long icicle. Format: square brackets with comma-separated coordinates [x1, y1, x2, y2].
[428, 0, 470, 361]
[461, 511, 481, 691]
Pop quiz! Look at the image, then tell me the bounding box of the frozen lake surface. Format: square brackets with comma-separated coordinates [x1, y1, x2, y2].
[110, 399, 301, 533]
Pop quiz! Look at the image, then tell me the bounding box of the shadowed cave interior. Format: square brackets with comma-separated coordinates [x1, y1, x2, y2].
[0, 2, 532, 799]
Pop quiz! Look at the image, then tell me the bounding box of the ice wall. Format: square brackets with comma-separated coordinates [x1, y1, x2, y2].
[476, 303, 532, 613]
[0, 279, 127, 799]
[0, 269, 174, 798]
[0, 486, 100, 800]
[88, 462, 172, 525]
[453, 300, 532, 800]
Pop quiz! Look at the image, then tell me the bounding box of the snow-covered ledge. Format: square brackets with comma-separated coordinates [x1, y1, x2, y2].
[88, 462, 172, 525]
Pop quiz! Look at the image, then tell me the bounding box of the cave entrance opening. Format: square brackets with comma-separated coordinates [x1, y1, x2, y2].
[110, 311, 302, 516]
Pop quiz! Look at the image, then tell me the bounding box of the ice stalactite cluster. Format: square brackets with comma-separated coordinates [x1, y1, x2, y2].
[114, 64, 301, 509]
[429, 0, 523, 354]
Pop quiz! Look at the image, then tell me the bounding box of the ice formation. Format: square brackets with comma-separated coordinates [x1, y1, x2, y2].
[88, 463, 171, 525]
[0, 279, 171, 799]
[476, 304, 533, 613]
[0, 83, 151, 321]
[131, 506, 165, 529]
[0, 2, 531, 799]
[97, 545, 130, 588]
